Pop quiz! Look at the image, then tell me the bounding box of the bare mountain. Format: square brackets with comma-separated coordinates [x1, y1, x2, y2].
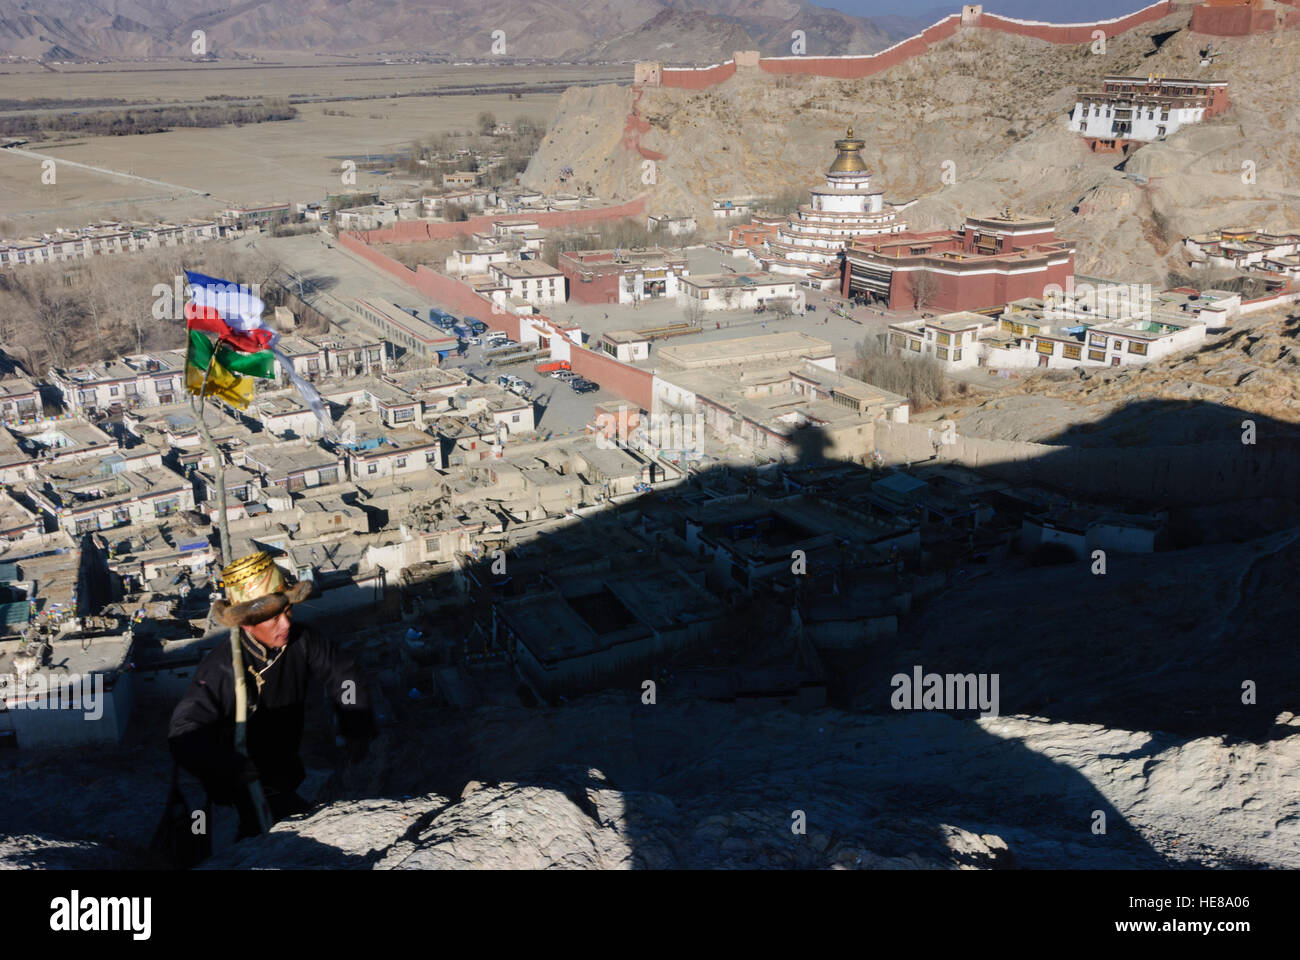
[0, 0, 923, 61]
[567, 9, 761, 64]
[572, 2, 924, 62]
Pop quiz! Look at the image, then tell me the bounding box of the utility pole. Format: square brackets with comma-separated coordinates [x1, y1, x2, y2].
[187, 277, 274, 835]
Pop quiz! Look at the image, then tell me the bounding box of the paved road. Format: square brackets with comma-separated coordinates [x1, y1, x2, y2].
[3, 145, 212, 196]
[441, 341, 611, 437]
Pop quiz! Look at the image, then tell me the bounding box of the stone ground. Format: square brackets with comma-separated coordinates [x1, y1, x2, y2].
[7, 522, 1300, 873]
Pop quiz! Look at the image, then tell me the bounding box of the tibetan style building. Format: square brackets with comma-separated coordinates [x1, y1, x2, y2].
[842, 213, 1075, 313]
[730, 128, 907, 288]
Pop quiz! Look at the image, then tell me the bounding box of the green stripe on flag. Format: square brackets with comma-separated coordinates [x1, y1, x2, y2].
[216, 342, 275, 379]
[187, 328, 275, 379]
[187, 328, 215, 371]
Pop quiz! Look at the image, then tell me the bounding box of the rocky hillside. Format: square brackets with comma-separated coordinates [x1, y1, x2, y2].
[6, 678, 1300, 868]
[525, 10, 1300, 282]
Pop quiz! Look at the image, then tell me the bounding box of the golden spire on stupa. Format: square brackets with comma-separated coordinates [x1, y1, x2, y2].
[828, 126, 869, 174]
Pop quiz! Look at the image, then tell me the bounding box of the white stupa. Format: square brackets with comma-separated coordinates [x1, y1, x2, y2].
[751, 128, 907, 280]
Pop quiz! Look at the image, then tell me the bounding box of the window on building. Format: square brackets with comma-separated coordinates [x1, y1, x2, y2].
[511, 414, 521, 423]
[1089, 335, 1108, 349]
[1128, 341, 1148, 355]
[426, 450, 437, 463]
[75, 517, 99, 535]
[424, 536, 439, 553]
[367, 462, 378, 475]
[1036, 340, 1055, 355]
[937, 332, 951, 345]
[954, 349, 963, 361]
[890, 333, 906, 350]
[154, 498, 179, 518]
[109, 386, 119, 397]
[937, 347, 949, 360]
[909, 339, 921, 352]
[1088, 349, 1106, 362]
[1063, 344, 1081, 360]
[318, 467, 338, 485]
[1111, 357, 1121, 366]
[393, 407, 415, 423]
[395, 456, 407, 469]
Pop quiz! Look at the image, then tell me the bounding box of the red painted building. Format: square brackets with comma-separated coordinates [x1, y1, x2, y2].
[842, 215, 1075, 313]
[557, 248, 689, 305]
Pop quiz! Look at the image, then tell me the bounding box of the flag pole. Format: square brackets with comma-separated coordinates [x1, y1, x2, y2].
[185, 267, 272, 837]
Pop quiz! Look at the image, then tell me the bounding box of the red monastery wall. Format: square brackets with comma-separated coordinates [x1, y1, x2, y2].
[567, 347, 655, 412]
[1190, 2, 1300, 35]
[353, 197, 649, 245]
[336, 232, 520, 339]
[336, 229, 662, 407]
[759, 16, 959, 79]
[661, 61, 737, 89]
[975, 1, 1172, 43]
[654, 2, 1175, 89]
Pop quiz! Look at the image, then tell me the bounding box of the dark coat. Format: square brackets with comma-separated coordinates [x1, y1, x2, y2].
[168, 622, 374, 802]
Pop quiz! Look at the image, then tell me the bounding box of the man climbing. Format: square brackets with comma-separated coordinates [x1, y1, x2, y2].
[168, 550, 376, 840]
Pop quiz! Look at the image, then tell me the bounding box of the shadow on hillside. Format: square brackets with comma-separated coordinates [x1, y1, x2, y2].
[171, 396, 1300, 868]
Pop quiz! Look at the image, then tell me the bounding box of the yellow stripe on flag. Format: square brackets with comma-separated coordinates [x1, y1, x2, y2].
[186, 333, 255, 410]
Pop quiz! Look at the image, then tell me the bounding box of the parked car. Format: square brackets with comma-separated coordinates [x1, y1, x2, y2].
[467, 336, 483, 346]
[571, 378, 598, 393]
[552, 370, 576, 380]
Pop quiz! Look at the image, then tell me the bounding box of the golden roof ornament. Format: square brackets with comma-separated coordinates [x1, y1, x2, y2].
[828, 126, 869, 174]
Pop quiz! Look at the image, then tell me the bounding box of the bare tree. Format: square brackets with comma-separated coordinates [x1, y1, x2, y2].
[910, 271, 940, 313]
[768, 296, 796, 321]
[850, 335, 946, 409]
[36, 292, 78, 372]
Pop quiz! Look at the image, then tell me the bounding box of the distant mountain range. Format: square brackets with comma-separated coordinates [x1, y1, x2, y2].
[0, 0, 930, 62]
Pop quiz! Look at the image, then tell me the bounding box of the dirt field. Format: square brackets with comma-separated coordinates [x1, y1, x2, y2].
[0, 60, 620, 226]
[0, 60, 622, 104]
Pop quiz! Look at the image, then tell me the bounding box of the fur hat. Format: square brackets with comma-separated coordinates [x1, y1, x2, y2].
[211, 550, 313, 628]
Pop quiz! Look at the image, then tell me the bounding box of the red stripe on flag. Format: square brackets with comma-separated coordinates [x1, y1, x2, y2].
[184, 302, 274, 353]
